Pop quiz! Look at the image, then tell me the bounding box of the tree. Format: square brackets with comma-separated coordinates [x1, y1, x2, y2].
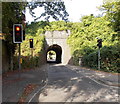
[100, 1, 120, 41]
[27, 2, 69, 21]
[2, 2, 27, 71]
[2, 2, 26, 34]
[2, 1, 69, 71]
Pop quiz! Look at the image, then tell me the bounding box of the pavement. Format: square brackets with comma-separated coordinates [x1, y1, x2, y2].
[2, 64, 49, 103]
[2, 64, 120, 103]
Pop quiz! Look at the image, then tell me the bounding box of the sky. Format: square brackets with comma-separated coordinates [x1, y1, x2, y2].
[25, 0, 103, 23]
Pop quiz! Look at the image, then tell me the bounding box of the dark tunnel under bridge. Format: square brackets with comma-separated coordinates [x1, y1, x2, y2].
[46, 44, 62, 63]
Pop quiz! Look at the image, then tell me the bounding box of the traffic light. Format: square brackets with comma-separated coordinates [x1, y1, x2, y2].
[29, 39, 33, 48]
[13, 24, 23, 43]
[23, 30, 25, 40]
[97, 39, 102, 48]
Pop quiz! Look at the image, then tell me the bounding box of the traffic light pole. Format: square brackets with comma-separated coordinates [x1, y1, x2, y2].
[18, 43, 21, 78]
[31, 48, 33, 58]
[98, 48, 100, 70]
[97, 38, 102, 70]
[31, 48, 33, 68]
[13, 24, 23, 78]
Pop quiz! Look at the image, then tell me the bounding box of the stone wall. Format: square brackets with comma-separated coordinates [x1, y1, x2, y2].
[44, 30, 72, 65]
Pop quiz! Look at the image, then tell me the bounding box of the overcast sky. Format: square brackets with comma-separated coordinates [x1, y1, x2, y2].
[25, 0, 103, 23]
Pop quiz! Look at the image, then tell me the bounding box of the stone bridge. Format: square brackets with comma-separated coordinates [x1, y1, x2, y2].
[44, 30, 72, 64]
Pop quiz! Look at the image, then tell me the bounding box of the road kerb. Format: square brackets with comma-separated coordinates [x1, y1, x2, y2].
[26, 64, 49, 103]
[96, 79, 120, 87]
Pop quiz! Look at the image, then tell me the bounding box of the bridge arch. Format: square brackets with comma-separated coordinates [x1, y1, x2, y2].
[44, 30, 72, 64]
[46, 44, 62, 63]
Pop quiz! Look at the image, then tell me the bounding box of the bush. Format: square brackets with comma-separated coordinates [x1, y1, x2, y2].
[82, 44, 120, 73]
[13, 55, 41, 70]
[82, 51, 98, 68]
[100, 44, 120, 73]
[72, 46, 95, 65]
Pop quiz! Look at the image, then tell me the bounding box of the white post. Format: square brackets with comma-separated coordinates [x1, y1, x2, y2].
[79, 57, 82, 66]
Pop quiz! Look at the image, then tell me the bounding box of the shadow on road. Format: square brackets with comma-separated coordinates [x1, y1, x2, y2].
[38, 64, 118, 102]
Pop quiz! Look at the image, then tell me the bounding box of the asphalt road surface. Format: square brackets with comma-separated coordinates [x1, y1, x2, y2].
[30, 64, 119, 103]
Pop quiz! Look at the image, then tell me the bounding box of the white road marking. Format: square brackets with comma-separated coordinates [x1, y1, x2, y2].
[80, 72, 119, 89]
[28, 65, 118, 103]
[27, 79, 48, 104]
[66, 65, 119, 89]
[28, 64, 49, 103]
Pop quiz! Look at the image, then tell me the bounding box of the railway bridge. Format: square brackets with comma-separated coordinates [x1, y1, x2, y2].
[44, 30, 72, 64]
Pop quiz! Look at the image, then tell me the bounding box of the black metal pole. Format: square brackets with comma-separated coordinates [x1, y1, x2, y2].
[18, 43, 21, 78]
[31, 48, 33, 68]
[98, 47, 100, 70]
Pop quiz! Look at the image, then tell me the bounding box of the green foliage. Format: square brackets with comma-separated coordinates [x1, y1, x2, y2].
[26, 21, 49, 35]
[2, 2, 69, 71]
[12, 0, 120, 73]
[2, 2, 26, 34]
[2, 1, 69, 57]
[27, 2, 69, 21]
[26, 20, 71, 34]
[68, 16, 114, 55]
[19, 33, 45, 69]
[82, 51, 98, 68]
[14, 34, 45, 69]
[45, 21, 69, 31]
[2, 2, 26, 56]
[82, 44, 120, 73]
[13, 55, 42, 70]
[100, 1, 120, 37]
[26, 15, 119, 73]
[21, 56, 40, 69]
[67, 5, 120, 73]
[18, 20, 72, 69]
[100, 44, 120, 73]
[21, 34, 44, 56]
[13, 21, 46, 69]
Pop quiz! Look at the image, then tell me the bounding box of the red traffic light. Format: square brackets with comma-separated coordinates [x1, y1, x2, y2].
[16, 26, 20, 31]
[13, 24, 23, 43]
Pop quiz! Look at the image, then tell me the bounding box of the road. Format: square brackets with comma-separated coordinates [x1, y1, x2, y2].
[30, 64, 119, 102]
